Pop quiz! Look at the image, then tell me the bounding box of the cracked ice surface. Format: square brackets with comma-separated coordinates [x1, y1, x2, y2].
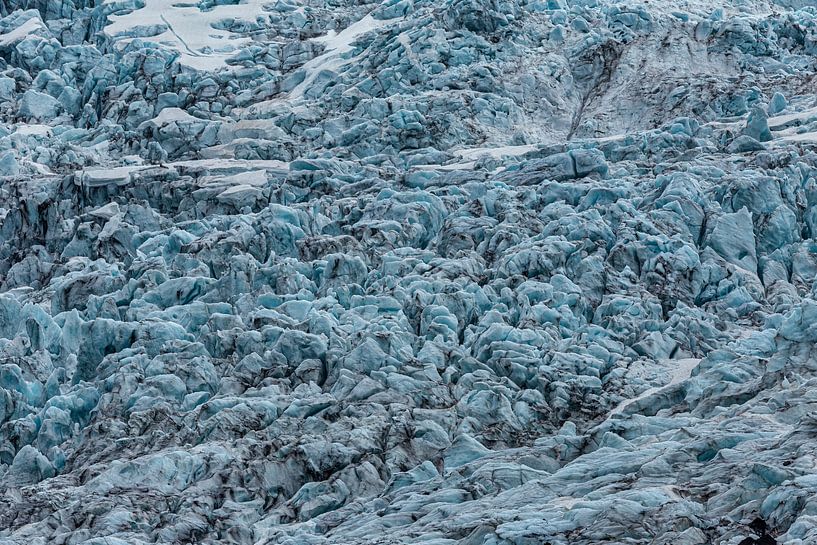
[2, 0, 817, 544]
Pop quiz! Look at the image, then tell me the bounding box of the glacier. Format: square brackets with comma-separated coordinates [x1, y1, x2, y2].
[1, 0, 817, 543]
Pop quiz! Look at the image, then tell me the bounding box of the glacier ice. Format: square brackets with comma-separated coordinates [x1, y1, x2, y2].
[1, 0, 817, 544]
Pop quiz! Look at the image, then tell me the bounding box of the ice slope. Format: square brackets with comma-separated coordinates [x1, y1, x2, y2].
[1, 0, 817, 544]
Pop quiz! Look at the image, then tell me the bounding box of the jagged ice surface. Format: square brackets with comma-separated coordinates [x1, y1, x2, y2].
[2, 0, 817, 544]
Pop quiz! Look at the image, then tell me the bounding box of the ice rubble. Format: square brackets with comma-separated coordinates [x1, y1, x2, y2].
[2, 0, 817, 544]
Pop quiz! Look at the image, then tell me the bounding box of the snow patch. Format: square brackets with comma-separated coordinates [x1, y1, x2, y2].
[103, 0, 270, 70]
[609, 358, 701, 417]
[0, 17, 45, 46]
[454, 145, 538, 161]
[288, 14, 396, 99]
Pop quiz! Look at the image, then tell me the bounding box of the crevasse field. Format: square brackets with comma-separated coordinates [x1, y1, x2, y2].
[0, 0, 816, 543]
